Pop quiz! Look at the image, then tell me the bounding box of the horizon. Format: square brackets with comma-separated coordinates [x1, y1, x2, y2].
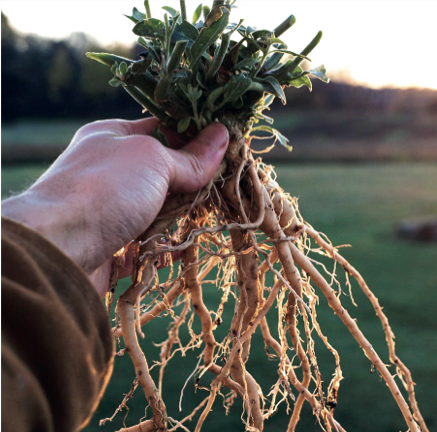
[2, 0, 437, 91]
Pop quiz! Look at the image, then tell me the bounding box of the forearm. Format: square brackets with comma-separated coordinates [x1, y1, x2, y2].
[1, 216, 114, 432]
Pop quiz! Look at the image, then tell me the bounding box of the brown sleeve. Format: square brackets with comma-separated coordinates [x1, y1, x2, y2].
[1, 216, 114, 432]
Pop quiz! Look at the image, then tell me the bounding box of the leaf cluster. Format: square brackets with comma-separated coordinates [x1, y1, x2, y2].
[86, 0, 329, 150]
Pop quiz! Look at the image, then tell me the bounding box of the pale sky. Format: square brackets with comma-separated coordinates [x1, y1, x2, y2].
[2, 0, 437, 90]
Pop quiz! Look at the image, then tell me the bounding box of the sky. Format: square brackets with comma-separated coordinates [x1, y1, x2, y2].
[2, 0, 437, 90]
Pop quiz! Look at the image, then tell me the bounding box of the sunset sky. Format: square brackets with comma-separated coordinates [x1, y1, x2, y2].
[2, 0, 437, 90]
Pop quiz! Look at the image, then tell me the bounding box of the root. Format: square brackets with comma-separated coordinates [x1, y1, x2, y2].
[108, 122, 427, 432]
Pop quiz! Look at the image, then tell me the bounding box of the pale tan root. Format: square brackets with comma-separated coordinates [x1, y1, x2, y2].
[229, 228, 263, 431]
[305, 226, 428, 432]
[288, 241, 420, 432]
[117, 219, 175, 432]
[194, 279, 284, 432]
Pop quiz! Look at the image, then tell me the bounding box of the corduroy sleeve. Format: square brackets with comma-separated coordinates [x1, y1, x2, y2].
[1, 216, 114, 432]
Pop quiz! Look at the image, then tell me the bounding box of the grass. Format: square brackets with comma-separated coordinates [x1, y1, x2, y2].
[2, 162, 436, 432]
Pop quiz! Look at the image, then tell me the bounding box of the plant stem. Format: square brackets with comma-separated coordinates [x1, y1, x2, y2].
[180, 0, 187, 21]
[274, 15, 296, 38]
[212, 0, 226, 8]
[124, 85, 169, 122]
[144, 0, 151, 18]
[288, 31, 323, 75]
[205, 33, 231, 85]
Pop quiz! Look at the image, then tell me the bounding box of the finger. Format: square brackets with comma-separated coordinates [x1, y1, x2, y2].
[120, 117, 162, 136]
[166, 123, 229, 193]
[77, 117, 161, 140]
[159, 125, 191, 150]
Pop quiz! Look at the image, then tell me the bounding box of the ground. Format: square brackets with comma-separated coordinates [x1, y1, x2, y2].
[2, 162, 436, 431]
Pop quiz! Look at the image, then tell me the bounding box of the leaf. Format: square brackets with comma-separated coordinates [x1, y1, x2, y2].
[257, 76, 286, 104]
[171, 20, 199, 47]
[152, 126, 169, 147]
[255, 113, 274, 124]
[171, 71, 188, 83]
[289, 73, 312, 91]
[190, 7, 229, 66]
[119, 62, 128, 76]
[234, 58, 259, 70]
[263, 94, 275, 108]
[124, 15, 140, 24]
[251, 125, 292, 151]
[309, 64, 330, 83]
[269, 37, 285, 44]
[178, 116, 193, 133]
[270, 49, 311, 61]
[108, 77, 122, 87]
[162, 6, 178, 17]
[252, 29, 272, 40]
[223, 74, 252, 104]
[124, 7, 147, 24]
[133, 18, 165, 39]
[132, 58, 152, 74]
[192, 3, 202, 24]
[204, 6, 224, 27]
[133, 7, 147, 21]
[275, 129, 292, 151]
[86, 52, 134, 68]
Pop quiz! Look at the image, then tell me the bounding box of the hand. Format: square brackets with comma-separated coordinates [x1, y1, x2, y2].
[1, 117, 229, 296]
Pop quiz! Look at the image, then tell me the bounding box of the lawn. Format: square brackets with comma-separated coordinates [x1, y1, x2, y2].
[2, 162, 436, 431]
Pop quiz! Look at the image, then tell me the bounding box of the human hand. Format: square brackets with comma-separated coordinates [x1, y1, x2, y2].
[1, 117, 229, 296]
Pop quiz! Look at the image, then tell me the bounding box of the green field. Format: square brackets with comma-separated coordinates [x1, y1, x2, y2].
[2, 163, 437, 431]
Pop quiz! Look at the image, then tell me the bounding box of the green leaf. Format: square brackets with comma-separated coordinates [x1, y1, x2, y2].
[133, 18, 165, 39]
[289, 73, 312, 91]
[270, 49, 311, 61]
[119, 62, 128, 75]
[309, 64, 330, 83]
[86, 52, 134, 68]
[190, 7, 229, 66]
[269, 37, 285, 44]
[132, 58, 152, 74]
[192, 4, 202, 24]
[257, 76, 286, 104]
[162, 6, 178, 17]
[133, 7, 147, 21]
[263, 94, 275, 108]
[223, 74, 252, 104]
[275, 129, 292, 151]
[234, 58, 259, 70]
[171, 20, 199, 47]
[178, 116, 193, 133]
[255, 112, 274, 124]
[189, 89, 202, 102]
[124, 7, 147, 24]
[108, 77, 122, 87]
[124, 15, 140, 24]
[252, 126, 292, 151]
[252, 29, 272, 40]
[152, 126, 170, 147]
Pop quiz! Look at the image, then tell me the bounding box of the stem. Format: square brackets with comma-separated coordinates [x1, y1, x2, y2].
[212, 0, 226, 8]
[273, 15, 296, 38]
[179, 0, 187, 21]
[205, 33, 231, 85]
[288, 30, 323, 74]
[123, 85, 169, 122]
[144, 0, 151, 18]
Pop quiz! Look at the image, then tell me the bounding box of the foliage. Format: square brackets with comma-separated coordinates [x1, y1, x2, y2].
[87, 1, 329, 151]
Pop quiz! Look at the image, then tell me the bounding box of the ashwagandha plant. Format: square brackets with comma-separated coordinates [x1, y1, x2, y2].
[87, 2, 429, 431]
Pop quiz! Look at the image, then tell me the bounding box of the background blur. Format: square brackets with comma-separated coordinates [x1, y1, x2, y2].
[2, 1, 437, 431]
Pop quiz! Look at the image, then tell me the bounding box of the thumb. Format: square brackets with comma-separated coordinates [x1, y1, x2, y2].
[166, 123, 229, 193]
